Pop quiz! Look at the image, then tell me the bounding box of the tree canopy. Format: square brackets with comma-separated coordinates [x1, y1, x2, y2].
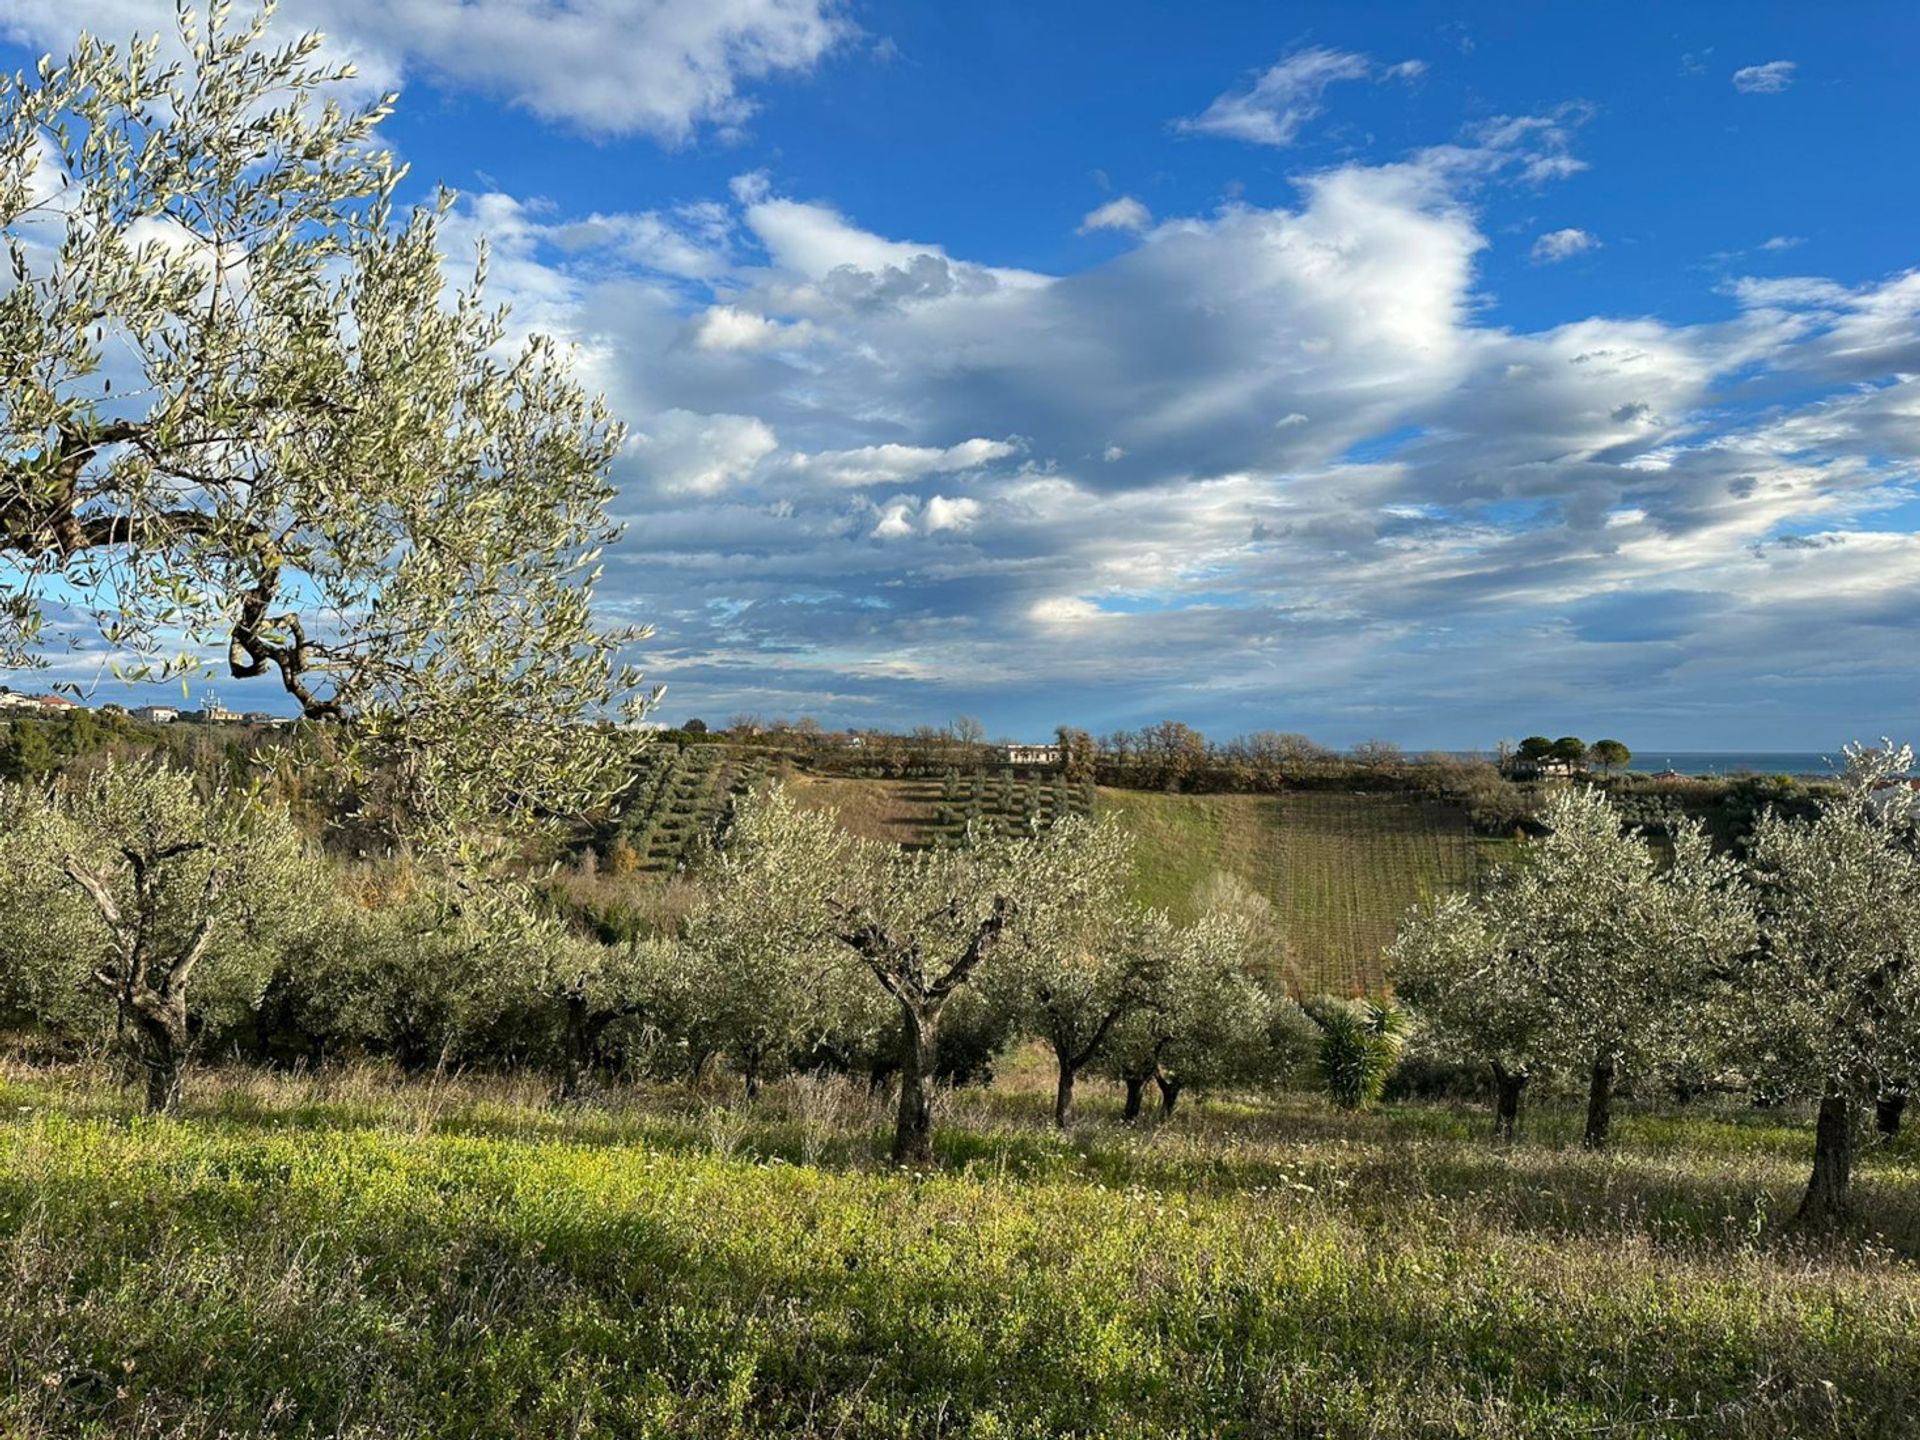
[0, 4, 650, 844]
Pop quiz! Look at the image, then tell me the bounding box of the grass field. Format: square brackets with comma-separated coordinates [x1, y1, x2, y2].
[1104, 790, 1491, 994]
[4, 1061, 1918, 1439]
[785, 779, 1491, 995]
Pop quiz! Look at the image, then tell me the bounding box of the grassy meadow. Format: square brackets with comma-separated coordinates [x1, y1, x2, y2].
[4, 1057, 1918, 1439]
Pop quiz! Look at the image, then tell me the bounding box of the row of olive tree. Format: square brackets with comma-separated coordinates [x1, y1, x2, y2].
[0, 766, 1293, 1162]
[1391, 744, 1920, 1226]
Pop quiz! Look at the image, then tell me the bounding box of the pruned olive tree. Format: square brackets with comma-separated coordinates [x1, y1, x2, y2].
[833, 817, 1123, 1163]
[1392, 786, 1748, 1147]
[995, 817, 1138, 1127]
[0, 759, 313, 1110]
[681, 785, 852, 1098]
[0, 4, 650, 848]
[1391, 891, 1554, 1138]
[1101, 908, 1276, 1120]
[1735, 741, 1920, 1227]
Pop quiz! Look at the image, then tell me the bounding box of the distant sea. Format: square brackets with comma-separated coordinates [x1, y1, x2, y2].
[1626, 752, 1843, 778]
[1455, 751, 1843, 778]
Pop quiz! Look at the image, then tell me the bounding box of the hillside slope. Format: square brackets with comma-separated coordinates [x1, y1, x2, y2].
[783, 772, 1489, 995]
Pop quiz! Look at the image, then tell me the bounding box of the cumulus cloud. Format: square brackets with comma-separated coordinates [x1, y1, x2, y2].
[1732, 60, 1796, 94]
[630, 410, 779, 495]
[1078, 196, 1153, 235]
[790, 439, 1020, 488]
[1531, 227, 1600, 263]
[1176, 47, 1421, 148]
[2, 0, 852, 143]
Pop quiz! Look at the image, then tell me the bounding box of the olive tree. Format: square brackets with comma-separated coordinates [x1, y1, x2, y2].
[996, 818, 1138, 1127]
[833, 817, 1123, 1163]
[1392, 786, 1747, 1147]
[0, 760, 312, 1110]
[681, 786, 853, 1098]
[0, 5, 650, 846]
[1734, 742, 1920, 1226]
[1102, 909, 1275, 1120]
[1391, 891, 1554, 1137]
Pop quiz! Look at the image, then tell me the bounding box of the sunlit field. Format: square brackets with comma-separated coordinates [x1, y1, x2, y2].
[4, 1057, 1917, 1440]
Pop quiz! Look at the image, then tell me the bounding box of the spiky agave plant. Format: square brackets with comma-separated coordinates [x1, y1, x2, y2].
[1309, 998, 1410, 1110]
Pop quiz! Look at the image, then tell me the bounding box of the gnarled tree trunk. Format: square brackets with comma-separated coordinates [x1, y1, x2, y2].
[1796, 1092, 1854, 1228]
[132, 997, 190, 1115]
[1876, 1090, 1906, 1143]
[1582, 1056, 1616, 1149]
[892, 1005, 939, 1166]
[1053, 1052, 1078, 1128]
[1122, 1073, 1146, 1122]
[1156, 1072, 1183, 1119]
[1490, 1060, 1527, 1141]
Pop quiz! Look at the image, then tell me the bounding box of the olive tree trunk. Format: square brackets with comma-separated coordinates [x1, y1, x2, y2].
[1582, 1056, 1616, 1149]
[1490, 1061, 1527, 1141]
[133, 999, 190, 1115]
[892, 1004, 940, 1166]
[1122, 1073, 1146, 1122]
[1796, 1092, 1855, 1228]
[1156, 1072, 1183, 1119]
[1876, 1090, 1906, 1143]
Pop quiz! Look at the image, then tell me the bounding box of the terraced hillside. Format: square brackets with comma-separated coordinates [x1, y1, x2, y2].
[784, 773, 1490, 996]
[602, 744, 779, 874]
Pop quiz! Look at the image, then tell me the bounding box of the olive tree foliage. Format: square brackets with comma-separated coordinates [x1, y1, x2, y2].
[680, 785, 855, 1098]
[1734, 741, 1920, 1227]
[833, 816, 1127, 1163]
[1391, 892, 1552, 1138]
[1391, 786, 1750, 1144]
[1101, 909, 1276, 1121]
[992, 816, 1138, 1127]
[0, 758, 314, 1110]
[0, 4, 651, 846]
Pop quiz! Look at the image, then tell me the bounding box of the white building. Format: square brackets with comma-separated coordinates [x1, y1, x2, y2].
[132, 705, 180, 724]
[1003, 742, 1062, 766]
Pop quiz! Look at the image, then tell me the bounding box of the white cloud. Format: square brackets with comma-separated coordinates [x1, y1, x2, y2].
[791, 439, 1019, 487]
[1176, 47, 1418, 148]
[689, 304, 813, 352]
[1531, 227, 1600, 263]
[1030, 596, 1102, 626]
[924, 495, 982, 532]
[870, 502, 915, 539]
[2, 0, 852, 143]
[1078, 196, 1152, 235]
[1761, 235, 1805, 251]
[1732, 60, 1796, 94]
[630, 410, 779, 494]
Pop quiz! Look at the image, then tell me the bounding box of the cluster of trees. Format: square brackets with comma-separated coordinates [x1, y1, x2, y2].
[0, 764, 1307, 1163]
[1507, 736, 1632, 773]
[1393, 745, 1920, 1225]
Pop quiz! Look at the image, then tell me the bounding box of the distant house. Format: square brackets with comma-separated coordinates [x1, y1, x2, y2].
[242, 711, 279, 725]
[1003, 742, 1062, 767]
[33, 694, 78, 711]
[1503, 756, 1576, 780]
[132, 705, 181, 724]
[0, 690, 43, 713]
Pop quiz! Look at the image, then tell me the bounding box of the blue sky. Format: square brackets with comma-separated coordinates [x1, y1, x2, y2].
[5, 1, 1920, 749]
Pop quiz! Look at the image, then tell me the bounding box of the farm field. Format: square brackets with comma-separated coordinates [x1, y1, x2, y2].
[2, 1062, 1917, 1439]
[786, 773, 1491, 994]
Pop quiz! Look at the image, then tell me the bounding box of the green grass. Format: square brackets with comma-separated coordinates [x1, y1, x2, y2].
[4, 1063, 1919, 1438]
[1104, 789, 1492, 993]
